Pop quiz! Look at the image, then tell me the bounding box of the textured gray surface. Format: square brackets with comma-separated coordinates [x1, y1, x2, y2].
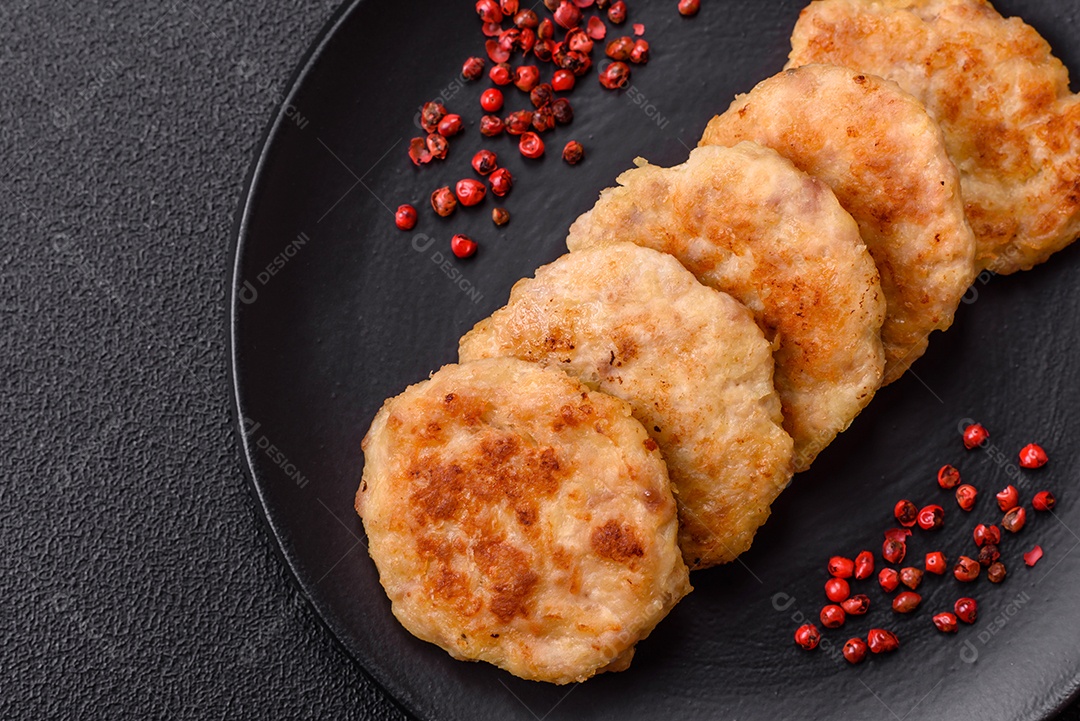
[3, 1, 1080, 719]
[0, 1, 404, 718]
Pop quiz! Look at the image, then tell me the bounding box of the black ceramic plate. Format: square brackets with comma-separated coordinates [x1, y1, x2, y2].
[231, 1, 1080, 719]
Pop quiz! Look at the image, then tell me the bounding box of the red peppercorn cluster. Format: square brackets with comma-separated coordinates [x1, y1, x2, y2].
[395, 0, 699, 253]
[797, 549, 905, 665]
[795, 423, 1059, 663]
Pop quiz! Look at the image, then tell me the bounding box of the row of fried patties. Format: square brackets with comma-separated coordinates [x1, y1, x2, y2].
[356, 0, 1080, 685]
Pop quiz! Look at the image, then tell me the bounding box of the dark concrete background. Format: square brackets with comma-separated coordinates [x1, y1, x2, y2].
[0, 1, 404, 718]
[1, 1, 1077, 718]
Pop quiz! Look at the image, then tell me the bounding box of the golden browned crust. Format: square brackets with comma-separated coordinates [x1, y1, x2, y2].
[459, 244, 794, 568]
[357, 358, 690, 684]
[788, 0, 1080, 275]
[566, 144, 884, 470]
[701, 64, 976, 383]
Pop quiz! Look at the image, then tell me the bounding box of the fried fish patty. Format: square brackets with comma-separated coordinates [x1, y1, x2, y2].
[789, 0, 1080, 275]
[357, 358, 691, 684]
[460, 244, 794, 568]
[700, 64, 976, 383]
[566, 144, 884, 471]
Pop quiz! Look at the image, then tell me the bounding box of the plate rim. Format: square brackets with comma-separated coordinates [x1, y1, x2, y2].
[226, 0, 425, 717]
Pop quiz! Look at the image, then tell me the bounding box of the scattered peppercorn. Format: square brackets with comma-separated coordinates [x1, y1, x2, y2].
[937, 464, 962, 489]
[963, 423, 990, 449]
[892, 591, 922, 613]
[825, 577, 851, 603]
[1002, 506, 1026, 533]
[678, 0, 701, 16]
[878, 568, 899, 593]
[394, 204, 417, 231]
[481, 88, 505, 113]
[996, 485, 1020, 512]
[455, 178, 487, 206]
[883, 539, 907, 565]
[977, 543, 1001, 567]
[490, 63, 513, 85]
[438, 114, 464, 137]
[557, 48, 592, 76]
[854, 550, 874, 580]
[828, 556, 855, 579]
[587, 15, 608, 40]
[1024, 545, 1044, 566]
[420, 101, 447, 133]
[519, 28, 536, 53]
[1019, 443, 1049, 468]
[551, 97, 574, 124]
[1033, 490, 1057, 512]
[475, 0, 503, 24]
[820, 604, 846, 629]
[480, 115, 505, 137]
[501, 0, 519, 17]
[974, 524, 1001, 546]
[841, 594, 870, 615]
[566, 28, 594, 53]
[491, 207, 510, 226]
[953, 555, 980, 582]
[630, 39, 650, 64]
[519, 131, 545, 158]
[843, 637, 868, 665]
[884, 527, 912, 543]
[552, 69, 576, 92]
[599, 61, 631, 89]
[607, 36, 635, 61]
[532, 107, 556, 132]
[514, 9, 538, 28]
[462, 56, 485, 81]
[530, 83, 555, 109]
[537, 17, 555, 39]
[504, 26, 526, 49]
[794, 623, 821, 650]
[925, 551, 947, 575]
[486, 38, 510, 63]
[955, 484, 977, 511]
[562, 140, 585, 165]
[534, 38, 555, 62]
[554, 0, 582, 29]
[488, 167, 514, 197]
[505, 110, 534, 135]
[894, 499, 918, 527]
[899, 567, 923, 590]
[426, 133, 449, 160]
[551, 43, 571, 67]
[514, 65, 541, 92]
[917, 505, 944, 531]
[954, 597, 977, 624]
[431, 186, 457, 217]
[450, 233, 478, 259]
[408, 137, 433, 166]
[472, 149, 499, 175]
[932, 612, 958, 633]
[497, 28, 520, 53]
[987, 561, 1007, 583]
[867, 628, 899, 654]
[608, 0, 627, 24]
